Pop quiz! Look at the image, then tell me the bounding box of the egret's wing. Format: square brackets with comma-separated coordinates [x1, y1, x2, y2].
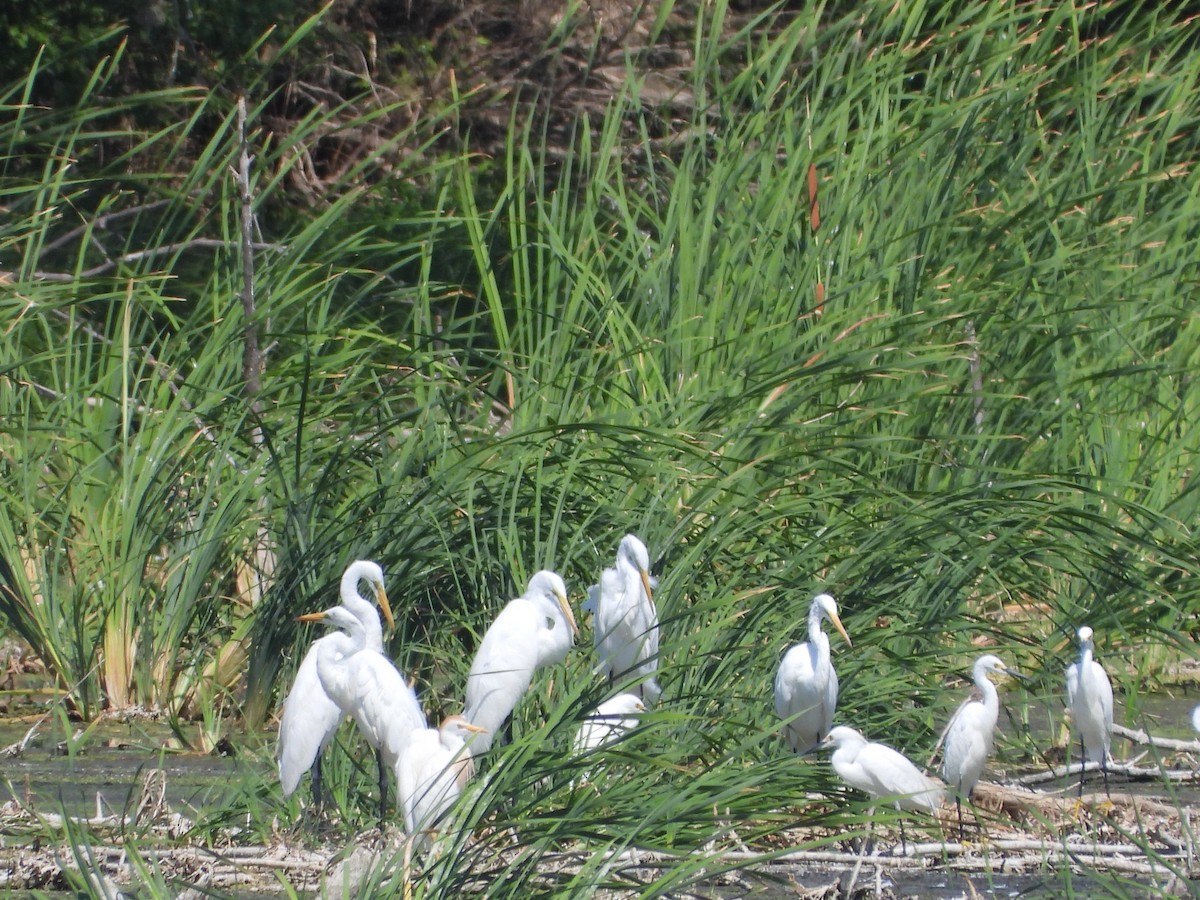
[397, 728, 439, 833]
[774, 642, 827, 752]
[277, 642, 343, 796]
[1065, 661, 1080, 709]
[463, 600, 539, 744]
[859, 742, 942, 811]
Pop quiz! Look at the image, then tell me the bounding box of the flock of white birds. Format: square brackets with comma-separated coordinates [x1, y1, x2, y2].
[276, 537, 1167, 848]
[277, 535, 659, 839]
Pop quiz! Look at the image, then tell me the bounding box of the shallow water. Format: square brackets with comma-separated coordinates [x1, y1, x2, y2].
[0, 716, 246, 819]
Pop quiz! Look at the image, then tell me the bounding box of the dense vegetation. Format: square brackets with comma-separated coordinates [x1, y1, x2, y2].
[1, 0, 1198, 895]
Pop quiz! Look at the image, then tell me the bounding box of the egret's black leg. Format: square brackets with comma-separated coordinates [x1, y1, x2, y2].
[898, 815, 908, 855]
[377, 746, 388, 826]
[502, 718, 514, 748]
[1077, 735, 1086, 799]
[956, 795, 964, 843]
[1101, 753, 1110, 798]
[311, 753, 324, 810]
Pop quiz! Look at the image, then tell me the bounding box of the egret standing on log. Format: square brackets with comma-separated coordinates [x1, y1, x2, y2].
[819, 725, 943, 852]
[774, 593, 852, 753]
[464, 570, 578, 753]
[1065, 624, 1114, 796]
[586, 534, 662, 703]
[941, 654, 1018, 837]
[277, 560, 394, 807]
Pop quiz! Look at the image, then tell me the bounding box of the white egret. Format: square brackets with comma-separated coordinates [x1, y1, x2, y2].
[396, 715, 486, 841]
[586, 534, 662, 703]
[1065, 624, 1114, 795]
[774, 593, 852, 753]
[300, 605, 428, 822]
[573, 693, 645, 755]
[277, 560, 394, 806]
[464, 570, 579, 753]
[941, 654, 1018, 837]
[819, 725, 943, 852]
[1191, 704, 1200, 734]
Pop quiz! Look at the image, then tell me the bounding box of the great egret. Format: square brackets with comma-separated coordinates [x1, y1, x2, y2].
[277, 560, 394, 806]
[396, 715, 486, 841]
[774, 593, 852, 753]
[941, 654, 1018, 837]
[1192, 705, 1200, 734]
[819, 725, 943, 852]
[585, 534, 662, 703]
[1065, 624, 1114, 795]
[573, 693, 645, 755]
[300, 605, 428, 822]
[464, 570, 579, 753]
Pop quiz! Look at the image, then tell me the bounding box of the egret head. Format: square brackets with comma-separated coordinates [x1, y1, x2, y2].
[975, 653, 1022, 682]
[297, 605, 361, 633]
[441, 715, 487, 739]
[527, 570, 579, 637]
[618, 534, 655, 608]
[819, 725, 866, 751]
[1077, 625, 1094, 646]
[345, 559, 395, 632]
[812, 593, 852, 647]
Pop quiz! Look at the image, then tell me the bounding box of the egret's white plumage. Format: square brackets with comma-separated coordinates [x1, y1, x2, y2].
[1065, 625, 1114, 792]
[277, 560, 393, 802]
[573, 693, 645, 755]
[821, 725, 944, 814]
[301, 604, 427, 819]
[586, 534, 662, 703]
[1191, 704, 1200, 735]
[941, 654, 1015, 833]
[463, 570, 578, 753]
[397, 715, 486, 839]
[774, 593, 852, 753]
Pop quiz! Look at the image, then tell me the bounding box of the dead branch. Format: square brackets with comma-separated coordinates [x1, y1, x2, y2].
[19, 238, 286, 282]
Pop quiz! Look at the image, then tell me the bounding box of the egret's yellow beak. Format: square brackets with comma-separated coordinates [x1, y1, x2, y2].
[462, 722, 488, 734]
[557, 589, 580, 637]
[829, 610, 852, 648]
[297, 610, 328, 623]
[639, 567, 656, 613]
[376, 584, 395, 633]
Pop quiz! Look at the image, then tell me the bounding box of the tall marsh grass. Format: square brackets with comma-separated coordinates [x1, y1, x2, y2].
[2, 0, 1199, 895]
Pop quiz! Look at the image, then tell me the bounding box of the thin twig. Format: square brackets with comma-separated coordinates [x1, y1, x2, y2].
[20, 238, 286, 282]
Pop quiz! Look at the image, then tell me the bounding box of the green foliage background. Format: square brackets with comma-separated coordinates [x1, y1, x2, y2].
[1, 0, 1199, 895]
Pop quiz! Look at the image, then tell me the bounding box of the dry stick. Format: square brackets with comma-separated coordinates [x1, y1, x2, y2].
[22, 238, 287, 282]
[1113, 722, 1200, 754]
[1013, 759, 1200, 787]
[235, 95, 276, 609]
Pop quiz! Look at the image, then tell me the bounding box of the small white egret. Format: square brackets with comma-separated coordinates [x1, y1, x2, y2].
[1191, 704, 1200, 734]
[819, 725, 944, 852]
[396, 715, 487, 841]
[586, 534, 662, 703]
[774, 593, 852, 753]
[573, 693, 645, 755]
[1065, 625, 1114, 795]
[941, 654, 1018, 837]
[300, 605, 428, 821]
[464, 570, 579, 753]
[277, 560, 394, 806]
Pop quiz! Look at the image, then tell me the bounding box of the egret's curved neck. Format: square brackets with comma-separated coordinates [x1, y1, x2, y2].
[808, 605, 830, 651]
[339, 566, 383, 652]
[974, 663, 999, 716]
[1079, 642, 1094, 675]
